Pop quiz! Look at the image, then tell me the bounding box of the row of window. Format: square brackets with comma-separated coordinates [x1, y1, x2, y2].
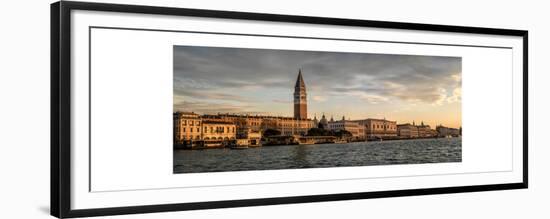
[179, 120, 200, 126]
[181, 127, 201, 133]
[180, 136, 238, 140]
[203, 126, 235, 134]
[247, 122, 261, 126]
[180, 126, 236, 133]
[278, 123, 311, 128]
[371, 124, 396, 130]
[180, 135, 201, 140]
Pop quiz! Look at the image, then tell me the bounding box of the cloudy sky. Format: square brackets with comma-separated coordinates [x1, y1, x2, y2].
[174, 45, 462, 128]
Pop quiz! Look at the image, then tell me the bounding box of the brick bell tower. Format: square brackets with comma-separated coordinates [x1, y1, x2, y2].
[293, 69, 307, 120]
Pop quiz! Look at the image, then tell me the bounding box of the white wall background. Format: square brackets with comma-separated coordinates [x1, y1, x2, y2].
[0, 0, 546, 218]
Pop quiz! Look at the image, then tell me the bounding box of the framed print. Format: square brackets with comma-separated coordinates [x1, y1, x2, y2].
[51, 1, 528, 218]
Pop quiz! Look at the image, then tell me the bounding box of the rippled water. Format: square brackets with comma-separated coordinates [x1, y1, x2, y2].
[173, 137, 461, 174]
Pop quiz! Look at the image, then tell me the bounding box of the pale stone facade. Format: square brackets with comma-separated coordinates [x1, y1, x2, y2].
[354, 118, 397, 139]
[264, 117, 314, 136]
[417, 122, 436, 138]
[397, 123, 419, 138]
[201, 121, 236, 141]
[173, 112, 237, 146]
[236, 128, 262, 146]
[396, 121, 441, 139]
[327, 117, 365, 140]
[436, 125, 461, 137]
[173, 112, 202, 144]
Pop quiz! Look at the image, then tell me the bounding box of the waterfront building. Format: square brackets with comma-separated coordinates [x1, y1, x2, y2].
[173, 112, 202, 144]
[429, 129, 439, 137]
[417, 121, 436, 138]
[436, 125, 461, 137]
[354, 118, 397, 140]
[262, 116, 314, 136]
[236, 127, 262, 146]
[201, 121, 236, 141]
[173, 112, 236, 147]
[397, 123, 419, 138]
[397, 121, 441, 139]
[327, 116, 365, 140]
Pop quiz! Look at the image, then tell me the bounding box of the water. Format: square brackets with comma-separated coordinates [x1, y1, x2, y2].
[173, 137, 461, 174]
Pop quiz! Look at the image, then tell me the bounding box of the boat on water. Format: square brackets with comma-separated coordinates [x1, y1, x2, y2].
[334, 139, 347, 144]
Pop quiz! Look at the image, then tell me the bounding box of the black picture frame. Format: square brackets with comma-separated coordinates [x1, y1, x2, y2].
[51, 1, 528, 218]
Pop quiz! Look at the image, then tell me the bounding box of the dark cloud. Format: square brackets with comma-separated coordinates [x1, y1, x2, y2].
[174, 88, 251, 102]
[174, 100, 251, 114]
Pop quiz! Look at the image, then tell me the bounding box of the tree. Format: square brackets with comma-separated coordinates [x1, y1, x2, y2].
[307, 128, 330, 136]
[263, 129, 281, 137]
[307, 128, 339, 136]
[335, 130, 352, 138]
[317, 123, 325, 129]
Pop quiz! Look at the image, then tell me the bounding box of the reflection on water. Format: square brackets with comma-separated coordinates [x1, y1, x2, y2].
[173, 138, 461, 174]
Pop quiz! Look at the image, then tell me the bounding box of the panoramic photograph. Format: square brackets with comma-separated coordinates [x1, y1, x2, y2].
[173, 45, 462, 174]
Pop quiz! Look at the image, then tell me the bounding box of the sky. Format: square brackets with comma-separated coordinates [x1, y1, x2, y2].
[174, 45, 462, 129]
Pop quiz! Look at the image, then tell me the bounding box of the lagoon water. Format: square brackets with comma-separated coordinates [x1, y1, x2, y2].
[173, 137, 461, 174]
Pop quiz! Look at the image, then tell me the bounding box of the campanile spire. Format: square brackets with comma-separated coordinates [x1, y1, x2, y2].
[293, 69, 307, 119]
